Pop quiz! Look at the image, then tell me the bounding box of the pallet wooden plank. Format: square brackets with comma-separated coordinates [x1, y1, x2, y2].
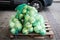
[46, 31, 54, 35]
[45, 25, 51, 28]
[45, 23, 49, 25]
[14, 31, 53, 36]
[46, 28, 51, 30]
[16, 33, 40, 36]
[34, 36, 44, 39]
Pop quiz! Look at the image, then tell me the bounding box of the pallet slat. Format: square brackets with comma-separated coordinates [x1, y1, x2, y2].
[46, 31, 54, 35]
[34, 36, 44, 39]
[46, 25, 51, 28]
[46, 28, 52, 31]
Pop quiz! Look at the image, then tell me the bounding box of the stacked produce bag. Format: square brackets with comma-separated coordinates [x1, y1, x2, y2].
[9, 4, 46, 35]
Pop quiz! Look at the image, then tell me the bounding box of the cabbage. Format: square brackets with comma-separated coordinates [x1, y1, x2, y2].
[35, 14, 41, 21]
[15, 20, 20, 24]
[34, 26, 40, 33]
[28, 7, 38, 16]
[24, 22, 33, 33]
[15, 22, 22, 31]
[10, 15, 16, 22]
[29, 17, 35, 24]
[34, 26, 42, 33]
[9, 21, 15, 28]
[34, 14, 45, 27]
[22, 9, 27, 14]
[24, 22, 32, 28]
[13, 18, 18, 22]
[33, 13, 38, 18]
[28, 27, 33, 33]
[32, 7, 38, 13]
[19, 14, 23, 19]
[27, 6, 32, 10]
[24, 14, 30, 22]
[9, 15, 15, 28]
[32, 21, 37, 27]
[33, 21, 40, 27]
[41, 24, 46, 29]
[39, 15, 45, 24]
[10, 28, 18, 35]
[22, 28, 29, 35]
[39, 29, 46, 35]
[28, 11, 35, 16]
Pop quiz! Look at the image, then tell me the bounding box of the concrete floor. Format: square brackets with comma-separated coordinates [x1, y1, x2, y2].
[0, 3, 60, 40]
[54, 0, 60, 1]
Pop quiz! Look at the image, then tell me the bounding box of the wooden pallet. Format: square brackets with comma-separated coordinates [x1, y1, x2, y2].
[8, 20, 54, 39]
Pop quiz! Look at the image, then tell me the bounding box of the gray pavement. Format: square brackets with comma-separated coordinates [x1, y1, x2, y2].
[0, 3, 60, 40]
[54, 0, 60, 1]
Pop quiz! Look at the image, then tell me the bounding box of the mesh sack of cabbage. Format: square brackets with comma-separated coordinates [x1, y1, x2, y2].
[33, 23, 46, 35]
[33, 14, 46, 35]
[9, 4, 46, 35]
[9, 15, 22, 35]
